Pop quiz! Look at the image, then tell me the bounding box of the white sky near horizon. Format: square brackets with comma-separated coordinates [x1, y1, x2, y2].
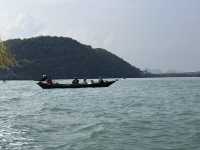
[0, 0, 200, 72]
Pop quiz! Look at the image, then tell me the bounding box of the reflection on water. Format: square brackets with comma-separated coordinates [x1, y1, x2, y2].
[0, 120, 33, 149]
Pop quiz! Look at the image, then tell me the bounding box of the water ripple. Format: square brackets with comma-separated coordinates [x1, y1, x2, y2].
[0, 78, 200, 149]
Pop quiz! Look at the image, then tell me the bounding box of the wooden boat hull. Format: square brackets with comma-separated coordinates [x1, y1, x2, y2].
[37, 80, 116, 89]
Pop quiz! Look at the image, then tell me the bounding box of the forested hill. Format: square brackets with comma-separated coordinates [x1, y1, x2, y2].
[0, 36, 143, 80]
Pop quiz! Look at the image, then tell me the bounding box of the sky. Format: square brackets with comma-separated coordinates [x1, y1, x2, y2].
[0, 0, 200, 72]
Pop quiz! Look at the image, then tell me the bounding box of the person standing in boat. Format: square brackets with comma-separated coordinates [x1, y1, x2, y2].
[40, 74, 48, 81]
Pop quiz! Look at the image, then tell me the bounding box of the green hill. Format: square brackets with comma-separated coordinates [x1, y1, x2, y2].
[0, 39, 15, 69]
[0, 36, 142, 80]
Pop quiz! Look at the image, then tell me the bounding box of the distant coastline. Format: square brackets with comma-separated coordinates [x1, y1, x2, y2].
[143, 72, 200, 78]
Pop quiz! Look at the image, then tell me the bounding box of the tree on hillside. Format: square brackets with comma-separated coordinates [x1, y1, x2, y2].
[0, 38, 15, 69]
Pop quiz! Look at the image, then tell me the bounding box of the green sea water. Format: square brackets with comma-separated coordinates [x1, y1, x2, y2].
[0, 78, 200, 150]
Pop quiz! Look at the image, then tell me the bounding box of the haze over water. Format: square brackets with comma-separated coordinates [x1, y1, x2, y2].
[0, 78, 200, 150]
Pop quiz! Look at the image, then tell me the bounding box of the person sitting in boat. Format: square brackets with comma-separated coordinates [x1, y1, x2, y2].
[44, 75, 53, 85]
[72, 78, 79, 84]
[47, 78, 53, 85]
[98, 77, 104, 83]
[90, 80, 94, 84]
[83, 78, 88, 84]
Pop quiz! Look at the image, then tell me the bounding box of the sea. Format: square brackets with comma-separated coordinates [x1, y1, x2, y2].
[0, 78, 200, 150]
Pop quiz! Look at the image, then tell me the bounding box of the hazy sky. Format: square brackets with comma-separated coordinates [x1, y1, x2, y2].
[0, 0, 200, 72]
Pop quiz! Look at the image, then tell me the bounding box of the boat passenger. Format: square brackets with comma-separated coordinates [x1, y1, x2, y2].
[72, 78, 79, 84]
[40, 74, 48, 81]
[98, 77, 104, 83]
[90, 80, 94, 84]
[83, 78, 88, 84]
[47, 79, 53, 85]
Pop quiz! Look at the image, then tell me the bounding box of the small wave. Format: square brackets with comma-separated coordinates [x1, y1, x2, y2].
[0, 107, 9, 112]
[40, 106, 75, 115]
[12, 123, 58, 134]
[71, 122, 107, 143]
[8, 97, 21, 102]
[75, 122, 104, 133]
[50, 107, 74, 113]
[89, 125, 106, 139]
